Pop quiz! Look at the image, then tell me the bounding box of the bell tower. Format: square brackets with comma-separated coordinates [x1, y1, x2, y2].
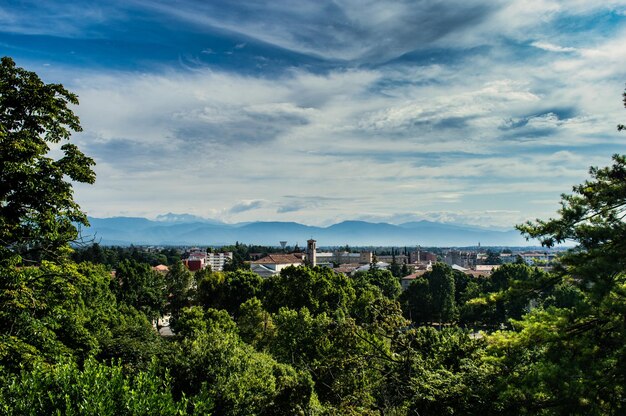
[306, 239, 317, 267]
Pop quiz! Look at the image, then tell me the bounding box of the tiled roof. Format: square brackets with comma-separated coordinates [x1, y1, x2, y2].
[465, 270, 492, 278]
[251, 253, 304, 265]
[401, 271, 429, 280]
[333, 264, 360, 274]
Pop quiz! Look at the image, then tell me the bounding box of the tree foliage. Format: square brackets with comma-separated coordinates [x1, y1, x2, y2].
[401, 263, 456, 324]
[111, 259, 166, 322]
[0, 358, 185, 415]
[0, 56, 95, 261]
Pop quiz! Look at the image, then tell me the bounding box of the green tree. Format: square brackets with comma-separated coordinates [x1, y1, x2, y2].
[237, 297, 274, 348]
[196, 269, 263, 316]
[484, 249, 502, 265]
[352, 268, 401, 300]
[269, 307, 384, 412]
[399, 327, 497, 415]
[169, 321, 317, 415]
[481, 93, 626, 414]
[164, 260, 193, 328]
[0, 57, 95, 262]
[389, 251, 402, 277]
[0, 260, 117, 370]
[401, 276, 433, 324]
[0, 358, 186, 415]
[111, 259, 166, 322]
[263, 265, 356, 315]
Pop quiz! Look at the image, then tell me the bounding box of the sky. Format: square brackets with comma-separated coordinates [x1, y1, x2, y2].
[2, 0, 626, 228]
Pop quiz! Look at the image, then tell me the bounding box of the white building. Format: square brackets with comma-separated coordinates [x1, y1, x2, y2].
[250, 253, 304, 278]
[207, 252, 233, 271]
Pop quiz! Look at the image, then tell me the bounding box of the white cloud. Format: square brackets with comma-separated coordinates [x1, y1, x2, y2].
[24, 0, 621, 229]
[531, 41, 576, 53]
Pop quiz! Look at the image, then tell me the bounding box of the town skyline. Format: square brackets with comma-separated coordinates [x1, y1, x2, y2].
[2, 1, 626, 227]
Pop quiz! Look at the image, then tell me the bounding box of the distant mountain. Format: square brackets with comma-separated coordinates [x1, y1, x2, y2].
[155, 212, 224, 225]
[83, 215, 535, 247]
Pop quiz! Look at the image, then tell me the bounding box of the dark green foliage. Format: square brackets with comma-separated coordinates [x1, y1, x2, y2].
[352, 268, 402, 300]
[196, 268, 263, 316]
[0, 358, 186, 415]
[401, 276, 433, 324]
[169, 322, 317, 415]
[164, 260, 193, 328]
[237, 297, 274, 348]
[0, 260, 115, 370]
[429, 263, 457, 322]
[460, 264, 552, 328]
[72, 245, 180, 268]
[222, 249, 250, 271]
[263, 265, 356, 315]
[111, 259, 166, 322]
[0, 57, 95, 262]
[269, 307, 381, 411]
[97, 304, 164, 372]
[401, 263, 456, 324]
[399, 327, 497, 415]
[484, 249, 502, 265]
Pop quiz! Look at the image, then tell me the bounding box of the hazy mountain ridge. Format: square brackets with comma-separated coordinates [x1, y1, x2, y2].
[83, 215, 533, 246]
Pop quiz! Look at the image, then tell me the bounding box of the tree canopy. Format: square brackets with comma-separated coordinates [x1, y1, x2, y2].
[0, 56, 95, 262]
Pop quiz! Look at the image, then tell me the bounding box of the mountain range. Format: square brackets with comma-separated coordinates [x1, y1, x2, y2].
[80, 214, 537, 247]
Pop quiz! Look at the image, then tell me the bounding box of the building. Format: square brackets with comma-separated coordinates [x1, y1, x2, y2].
[355, 262, 390, 272]
[250, 253, 304, 278]
[152, 264, 169, 273]
[519, 251, 558, 266]
[442, 250, 477, 268]
[475, 264, 500, 272]
[306, 239, 317, 267]
[377, 254, 409, 264]
[333, 263, 361, 276]
[206, 252, 233, 271]
[400, 270, 429, 290]
[314, 250, 373, 266]
[409, 250, 437, 264]
[182, 249, 233, 272]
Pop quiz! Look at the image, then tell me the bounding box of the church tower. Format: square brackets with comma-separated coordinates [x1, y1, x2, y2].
[306, 239, 317, 267]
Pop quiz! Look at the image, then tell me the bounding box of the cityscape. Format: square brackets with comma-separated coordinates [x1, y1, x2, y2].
[2, 1, 626, 414]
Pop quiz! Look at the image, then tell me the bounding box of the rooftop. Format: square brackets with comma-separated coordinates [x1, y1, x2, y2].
[251, 253, 304, 265]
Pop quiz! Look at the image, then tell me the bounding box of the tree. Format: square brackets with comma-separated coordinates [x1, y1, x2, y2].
[0, 358, 187, 415]
[262, 266, 356, 315]
[401, 276, 433, 324]
[0, 57, 95, 262]
[164, 261, 193, 327]
[0, 260, 116, 370]
[482, 90, 626, 414]
[352, 268, 401, 300]
[169, 319, 316, 414]
[237, 297, 274, 348]
[484, 249, 502, 265]
[428, 263, 457, 323]
[196, 269, 263, 317]
[111, 259, 166, 322]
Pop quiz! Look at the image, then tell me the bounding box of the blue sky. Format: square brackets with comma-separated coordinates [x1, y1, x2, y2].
[2, 0, 626, 228]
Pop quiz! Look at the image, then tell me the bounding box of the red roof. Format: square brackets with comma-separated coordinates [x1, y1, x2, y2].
[401, 270, 429, 280]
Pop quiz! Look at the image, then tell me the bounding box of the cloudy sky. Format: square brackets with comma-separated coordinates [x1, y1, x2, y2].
[2, 0, 626, 228]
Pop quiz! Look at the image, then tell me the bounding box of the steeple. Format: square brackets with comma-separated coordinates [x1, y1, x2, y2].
[306, 239, 317, 267]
